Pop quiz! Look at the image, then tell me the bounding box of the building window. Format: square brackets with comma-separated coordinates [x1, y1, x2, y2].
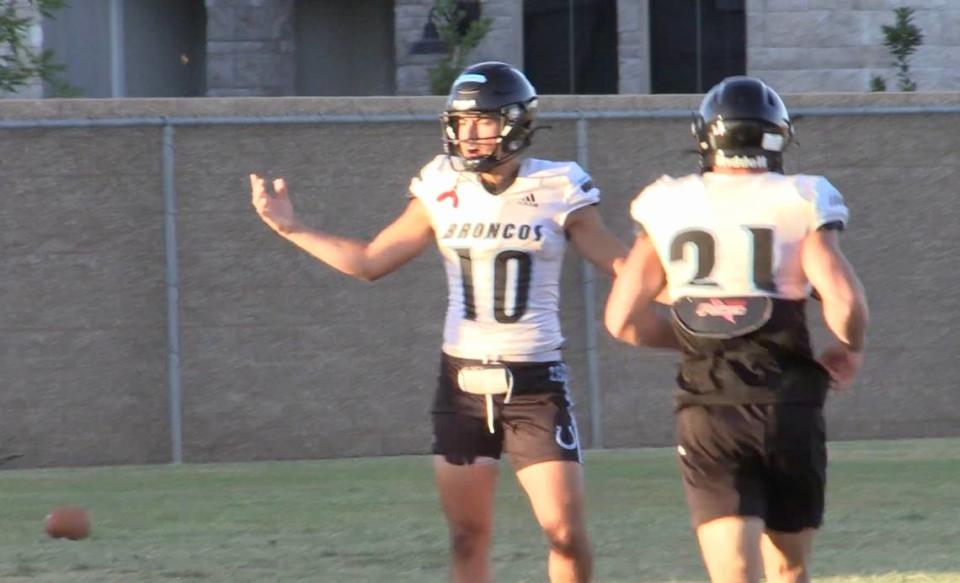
[650, 0, 744, 94]
[43, 0, 206, 98]
[524, 0, 618, 94]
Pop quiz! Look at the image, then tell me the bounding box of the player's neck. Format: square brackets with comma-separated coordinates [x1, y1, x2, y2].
[479, 158, 523, 194]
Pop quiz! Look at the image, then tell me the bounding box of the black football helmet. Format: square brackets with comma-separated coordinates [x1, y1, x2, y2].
[692, 76, 794, 173]
[441, 62, 538, 172]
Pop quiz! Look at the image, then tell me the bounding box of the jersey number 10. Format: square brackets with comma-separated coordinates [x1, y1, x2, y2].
[456, 249, 532, 323]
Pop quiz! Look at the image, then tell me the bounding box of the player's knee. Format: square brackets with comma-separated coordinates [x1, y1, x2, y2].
[705, 553, 757, 583]
[448, 523, 490, 560]
[766, 561, 808, 583]
[542, 523, 589, 558]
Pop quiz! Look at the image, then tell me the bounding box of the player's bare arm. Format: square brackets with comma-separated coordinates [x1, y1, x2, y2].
[564, 205, 627, 276]
[604, 232, 679, 349]
[802, 228, 869, 388]
[250, 173, 434, 281]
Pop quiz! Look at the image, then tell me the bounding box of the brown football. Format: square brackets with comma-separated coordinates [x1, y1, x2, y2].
[44, 506, 91, 540]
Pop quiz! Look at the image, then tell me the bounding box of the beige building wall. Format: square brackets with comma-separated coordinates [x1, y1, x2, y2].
[618, 0, 651, 94]
[747, 0, 960, 92]
[395, 0, 523, 95]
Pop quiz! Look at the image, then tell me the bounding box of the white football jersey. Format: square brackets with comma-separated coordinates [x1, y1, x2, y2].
[409, 155, 600, 361]
[631, 172, 849, 301]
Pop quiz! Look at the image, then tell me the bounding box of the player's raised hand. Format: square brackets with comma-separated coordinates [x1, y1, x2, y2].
[818, 344, 863, 391]
[250, 173, 299, 234]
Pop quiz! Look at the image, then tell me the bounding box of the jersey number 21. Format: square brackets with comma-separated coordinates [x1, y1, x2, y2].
[670, 227, 776, 292]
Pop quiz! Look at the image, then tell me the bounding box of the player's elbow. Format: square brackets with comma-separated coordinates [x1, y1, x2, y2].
[353, 250, 388, 282]
[604, 319, 627, 342]
[604, 311, 640, 345]
[354, 266, 383, 282]
[603, 311, 627, 340]
[849, 293, 869, 331]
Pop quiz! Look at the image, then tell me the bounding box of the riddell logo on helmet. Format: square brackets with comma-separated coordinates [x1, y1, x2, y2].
[715, 151, 768, 169]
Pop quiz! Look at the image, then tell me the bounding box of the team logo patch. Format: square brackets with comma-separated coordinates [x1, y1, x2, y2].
[436, 190, 459, 208]
[696, 298, 747, 324]
[555, 424, 580, 451]
[673, 296, 773, 339]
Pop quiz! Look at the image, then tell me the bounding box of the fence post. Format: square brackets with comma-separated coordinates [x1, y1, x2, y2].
[576, 115, 603, 449]
[162, 123, 183, 464]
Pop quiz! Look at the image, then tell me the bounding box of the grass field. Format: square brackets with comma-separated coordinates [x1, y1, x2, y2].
[1, 438, 958, 582]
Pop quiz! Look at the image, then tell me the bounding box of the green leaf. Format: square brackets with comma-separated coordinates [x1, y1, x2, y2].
[0, 0, 72, 95]
[426, 0, 492, 95]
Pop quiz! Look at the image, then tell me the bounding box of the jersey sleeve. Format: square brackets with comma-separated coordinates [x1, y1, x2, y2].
[629, 176, 672, 233]
[407, 155, 453, 201]
[629, 192, 648, 234]
[801, 176, 850, 230]
[557, 163, 601, 225]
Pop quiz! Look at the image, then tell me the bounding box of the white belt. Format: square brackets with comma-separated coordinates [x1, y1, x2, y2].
[444, 347, 562, 363]
[457, 361, 514, 434]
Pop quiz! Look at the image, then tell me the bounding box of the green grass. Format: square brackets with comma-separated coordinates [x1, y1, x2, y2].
[1, 438, 958, 582]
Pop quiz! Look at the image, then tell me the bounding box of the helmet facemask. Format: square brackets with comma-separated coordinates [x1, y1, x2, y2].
[442, 100, 536, 173]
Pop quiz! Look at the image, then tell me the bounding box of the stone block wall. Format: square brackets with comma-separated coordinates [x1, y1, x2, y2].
[395, 0, 522, 96]
[618, 0, 651, 94]
[205, 0, 296, 97]
[748, 0, 960, 92]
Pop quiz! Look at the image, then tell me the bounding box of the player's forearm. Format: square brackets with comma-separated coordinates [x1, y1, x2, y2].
[818, 263, 869, 351]
[587, 240, 627, 277]
[822, 294, 869, 351]
[606, 305, 680, 350]
[280, 225, 377, 281]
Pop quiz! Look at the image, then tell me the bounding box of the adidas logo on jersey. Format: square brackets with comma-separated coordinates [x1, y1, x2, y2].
[518, 193, 538, 207]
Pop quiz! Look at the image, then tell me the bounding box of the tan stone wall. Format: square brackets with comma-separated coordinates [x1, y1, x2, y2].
[1, 93, 958, 468]
[395, 0, 522, 96]
[748, 0, 960, 92]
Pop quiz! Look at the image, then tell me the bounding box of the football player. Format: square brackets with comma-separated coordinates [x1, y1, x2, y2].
[604, 76, 869, 583]
[252, 61, 627, 583]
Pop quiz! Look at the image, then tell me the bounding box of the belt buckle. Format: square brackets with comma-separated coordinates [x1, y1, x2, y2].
[457, 363, 515, 434]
